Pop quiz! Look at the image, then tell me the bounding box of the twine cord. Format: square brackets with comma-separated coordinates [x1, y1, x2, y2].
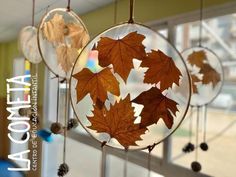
[195, 106, 200, 161]
[128, 0, 134, 23]
[199, 0, 203, 46]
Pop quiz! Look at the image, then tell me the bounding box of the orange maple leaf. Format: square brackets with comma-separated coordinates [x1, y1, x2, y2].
[191, 74, 201, 94]
[187, 50, 207, 67]
[42, 13, 66, 43]
[141, 50, 182, 91]
[87, 95, 147, 148]
[73, 68, 120, 105]
[200, 63, 221, 87]
[96, 31, 146, 82]
[67, 23, 90, 49]
[56, 45, 79, 72]
[132, 87, 179, 129]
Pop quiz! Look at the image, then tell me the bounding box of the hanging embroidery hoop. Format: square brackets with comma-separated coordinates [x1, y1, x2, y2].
[181, 46, 224, 107]
[70, 20, 191, 150]
[37, 8, 89, 79]
[18, 0, 41, 64]
[180, 0, 224, 107]
[19, 26, 42, 64]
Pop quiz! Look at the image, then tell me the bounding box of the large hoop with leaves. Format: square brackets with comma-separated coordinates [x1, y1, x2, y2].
[70, 22, 191, 150]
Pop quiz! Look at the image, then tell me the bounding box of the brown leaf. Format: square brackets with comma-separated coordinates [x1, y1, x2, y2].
[97, 31, 146, 82]
[200, 64, 221, 87]
[56, 45, 79, 72]
[132, 87, 179, 129]
[87, 95, 146, 148]
[141, 50, 182, 91]
[42, 13, 66, 43]
[67, 23, 90, 49]
[191, 74, 201, 94]
[187, 50, 207, 67]
[73, 68, 120, 105]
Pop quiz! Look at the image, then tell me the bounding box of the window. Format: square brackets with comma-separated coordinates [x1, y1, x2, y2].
[172, 13, 236, 177]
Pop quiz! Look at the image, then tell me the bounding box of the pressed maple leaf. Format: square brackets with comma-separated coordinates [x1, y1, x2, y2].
[187, 50, 207, 67]
[141, 50, 182, 91]
[191, 74, 201, 94]
[67, 23, 90, 49]
[200, 63, 221, 87]
[56, 45, 79, 72]
[42, 13, 66, 43]
[87, 95, 146, 148]
[96, 31, 146, 82]
[132, 87, 179, 129]
[73, 68, 120, 105]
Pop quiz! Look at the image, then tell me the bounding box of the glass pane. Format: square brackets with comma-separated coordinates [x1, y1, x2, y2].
[108, 154, 164, 177]
[42, 131, 101, 177]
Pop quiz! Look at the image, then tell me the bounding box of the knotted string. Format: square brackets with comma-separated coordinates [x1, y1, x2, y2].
[67, 0, 71, 11]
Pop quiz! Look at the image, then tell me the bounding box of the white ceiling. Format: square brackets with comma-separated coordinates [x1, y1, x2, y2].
[0, 0, 114, 42]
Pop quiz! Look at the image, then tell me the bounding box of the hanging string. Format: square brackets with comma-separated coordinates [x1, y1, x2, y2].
[195, 106, 200, 161]
[203, 105, 207, 142]
[123, 149, 128, 177]
[56, 76, 60, 123]
[100, 141, 107, 177]
[63, 78, 68, 163]
[128, 0, 135, 23]
[189, 106, 193, 142]
[67, 0, 71, 11]
[147, 145, 156, 177]
[114, 0, 118, 24]
[32, 0, 35, 26]
[199, 0, 203, 47]
[46, 5, 50, 13]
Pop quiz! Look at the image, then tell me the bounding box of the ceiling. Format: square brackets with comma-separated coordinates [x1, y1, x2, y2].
[0, 0, 114, 42]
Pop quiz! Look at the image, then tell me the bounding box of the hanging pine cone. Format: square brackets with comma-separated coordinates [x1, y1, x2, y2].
[191, 161, 201, 172]
[67, 118, 79, 130]
[50, 122, 63, 134]
[200, 142, 209, 151]
[18, 108, 31, 117]
[58, 163, 69, 177]
[182, 142, 195, 153]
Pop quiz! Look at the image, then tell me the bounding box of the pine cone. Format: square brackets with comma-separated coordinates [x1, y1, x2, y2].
[50, 122, 63, 134]
[182, 142, 195, 153]
[18, 108, 31, 116]
[58, 163, 69, 177]
[200, 142, 209, 151]
[191, 161, 201, 172]
[67, 118, 79, 130]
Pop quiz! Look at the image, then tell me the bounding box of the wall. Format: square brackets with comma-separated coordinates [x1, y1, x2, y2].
[81, 0, 236, 36]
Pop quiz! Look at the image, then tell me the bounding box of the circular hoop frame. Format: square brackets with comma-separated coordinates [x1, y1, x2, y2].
[181, 46, 224, 107]
[19, 26, 42, 64]
[70, 22, 192, 151]
[37, 8, 89, 79]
